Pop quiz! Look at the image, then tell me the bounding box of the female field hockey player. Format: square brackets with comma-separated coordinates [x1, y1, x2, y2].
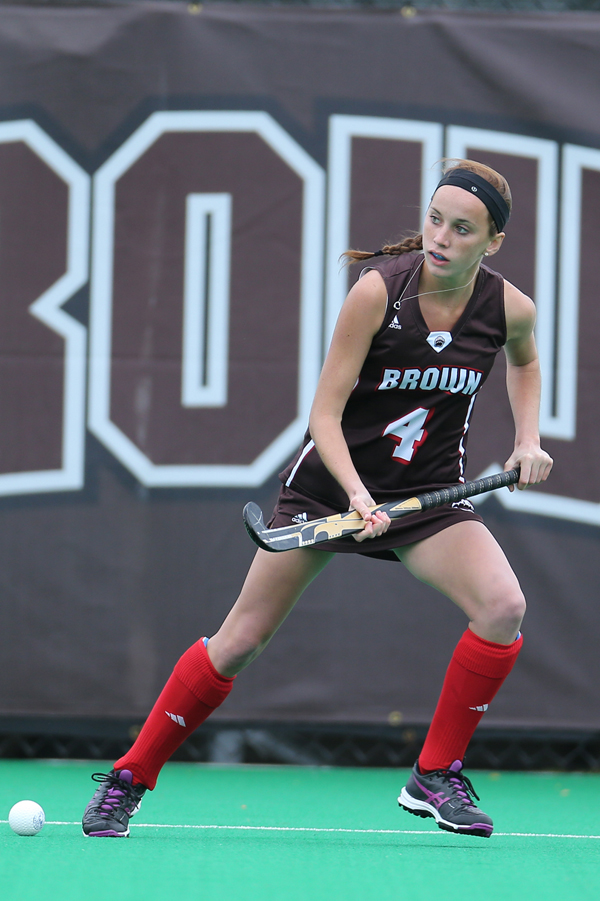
[82, 159, 553, 839]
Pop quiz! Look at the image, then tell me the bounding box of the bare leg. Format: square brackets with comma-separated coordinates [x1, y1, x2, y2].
[208, 547, 334, 677]
[395, 520, 525, 643]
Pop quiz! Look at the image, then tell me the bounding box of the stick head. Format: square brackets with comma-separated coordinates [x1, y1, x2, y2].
[242, 502, 278, 552]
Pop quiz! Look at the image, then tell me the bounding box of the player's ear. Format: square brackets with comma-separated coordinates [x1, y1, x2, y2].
[485, 232, 505, 257]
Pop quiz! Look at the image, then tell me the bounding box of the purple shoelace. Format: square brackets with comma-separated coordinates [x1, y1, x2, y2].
[90, 771, 137, 818]
[446, 763, 480, 807]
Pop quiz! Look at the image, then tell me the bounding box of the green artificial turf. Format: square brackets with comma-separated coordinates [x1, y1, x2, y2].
[0, 760, 599, 901]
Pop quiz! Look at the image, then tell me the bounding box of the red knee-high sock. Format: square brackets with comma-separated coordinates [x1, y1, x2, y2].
[418, 628, 523, 773]
[114, 639, 234, 789]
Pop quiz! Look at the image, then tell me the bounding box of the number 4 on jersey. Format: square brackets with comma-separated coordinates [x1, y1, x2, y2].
[383, 407, 432, 463]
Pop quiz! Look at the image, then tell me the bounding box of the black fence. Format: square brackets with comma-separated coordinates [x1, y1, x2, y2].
[3, 0, 600, 11]
[203, 0, 600, 9]
[2, 718, 600, 771]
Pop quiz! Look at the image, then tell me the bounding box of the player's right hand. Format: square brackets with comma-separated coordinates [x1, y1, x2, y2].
[348, 494, 391, 542]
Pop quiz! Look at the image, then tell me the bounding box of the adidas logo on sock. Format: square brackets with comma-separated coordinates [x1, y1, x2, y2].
[165, 710, 187, 727]
[468, 704, 489, 712]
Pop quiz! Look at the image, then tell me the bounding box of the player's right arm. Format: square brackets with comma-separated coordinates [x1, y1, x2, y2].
[308, 269, 390, 540]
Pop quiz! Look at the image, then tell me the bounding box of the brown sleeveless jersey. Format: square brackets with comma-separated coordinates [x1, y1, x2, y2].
[280, 251, 507, 510]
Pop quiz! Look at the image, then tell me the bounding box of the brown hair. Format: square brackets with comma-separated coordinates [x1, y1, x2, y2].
[341, 158, 512, 266]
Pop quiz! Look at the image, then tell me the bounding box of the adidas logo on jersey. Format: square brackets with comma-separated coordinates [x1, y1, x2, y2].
[291, 512, 309, 523]
[165, 711, 187, 727]
[388, 316, 402, 330]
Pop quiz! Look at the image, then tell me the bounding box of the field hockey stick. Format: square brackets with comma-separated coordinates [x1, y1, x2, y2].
[243, 467, 520, 553]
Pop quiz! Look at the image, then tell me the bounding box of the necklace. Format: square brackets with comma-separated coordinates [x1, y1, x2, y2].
[393, 255, 479, 310]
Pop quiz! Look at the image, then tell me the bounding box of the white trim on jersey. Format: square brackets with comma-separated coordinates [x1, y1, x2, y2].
[285, 440, 315, 487]
[458, 394, 478, 481]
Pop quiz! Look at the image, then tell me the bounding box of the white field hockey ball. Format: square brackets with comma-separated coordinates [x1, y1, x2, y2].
[8, 800, 45, 836]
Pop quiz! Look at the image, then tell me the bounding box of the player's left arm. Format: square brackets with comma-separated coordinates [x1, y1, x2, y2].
[503, 280, 554, 491]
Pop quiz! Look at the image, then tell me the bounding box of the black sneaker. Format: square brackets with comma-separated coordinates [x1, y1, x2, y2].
[398, 759, 493, 838]
[82, 769, 147, 837]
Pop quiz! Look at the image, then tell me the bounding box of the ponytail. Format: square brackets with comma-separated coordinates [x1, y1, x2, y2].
[341, 233, 423, 267]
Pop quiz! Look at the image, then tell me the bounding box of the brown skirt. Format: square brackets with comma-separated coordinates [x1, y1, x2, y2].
[267, 483, 485, 562]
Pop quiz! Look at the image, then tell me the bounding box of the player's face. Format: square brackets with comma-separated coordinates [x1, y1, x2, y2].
[422, 185, 503, 281]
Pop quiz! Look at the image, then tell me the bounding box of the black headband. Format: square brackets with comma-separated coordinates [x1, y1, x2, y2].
[434, 170, 510, 233]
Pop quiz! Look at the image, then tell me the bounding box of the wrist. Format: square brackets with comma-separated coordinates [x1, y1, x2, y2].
[347, 490, 375, 513]
[514, 435, 541, 448]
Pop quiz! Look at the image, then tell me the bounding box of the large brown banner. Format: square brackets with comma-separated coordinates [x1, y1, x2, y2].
[0, 3, 599, 729]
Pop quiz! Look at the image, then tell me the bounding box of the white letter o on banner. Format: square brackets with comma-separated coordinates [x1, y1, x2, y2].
[89, 111, 325, 488]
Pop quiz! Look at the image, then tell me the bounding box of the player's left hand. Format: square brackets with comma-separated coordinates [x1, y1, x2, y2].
[505, 444, 553, 491]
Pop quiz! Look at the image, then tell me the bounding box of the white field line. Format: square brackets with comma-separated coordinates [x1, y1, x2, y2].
[3, 820, 600, 840]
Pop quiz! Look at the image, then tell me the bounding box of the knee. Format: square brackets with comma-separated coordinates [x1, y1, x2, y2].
[501, 588, 526, 630]
[482, 585, 526, 637]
